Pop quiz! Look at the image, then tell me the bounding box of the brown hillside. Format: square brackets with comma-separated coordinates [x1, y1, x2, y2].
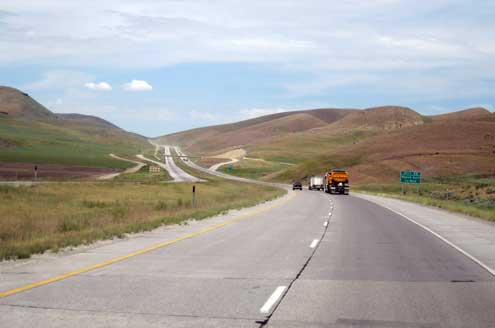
[0, 86, 54, 119]
[261, 106, 494, 183]
[337, 106, 424, 130]
[247, 106, 424, 163]
[157, 108, 357, 154]
[331, 118, 495, 183]
[185, 113, 329, 153]
[430, 107, 491, 121]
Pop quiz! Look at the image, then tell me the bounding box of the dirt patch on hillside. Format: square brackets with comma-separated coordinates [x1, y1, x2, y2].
[0, 162, 119, 180]
[210, 148, 246, 159]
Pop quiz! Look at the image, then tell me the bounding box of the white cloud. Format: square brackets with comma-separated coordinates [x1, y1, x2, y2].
[2, 0, 493, 75]
[84, 81, 112, 91]
[122, 80, 152, 92]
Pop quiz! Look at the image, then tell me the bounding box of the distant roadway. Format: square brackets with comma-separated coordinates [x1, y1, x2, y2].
[138, 143, 202, 182]
[1, 146, 494, 327]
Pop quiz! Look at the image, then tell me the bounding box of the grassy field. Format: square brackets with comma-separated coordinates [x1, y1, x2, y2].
[0, 166, 285, 260]
[354, 175, 495, 221]
[218, 158, 291, 180]
[0, 116, 151, 169]
[265, 153, 361, 183]
[247, 129, 373, 164]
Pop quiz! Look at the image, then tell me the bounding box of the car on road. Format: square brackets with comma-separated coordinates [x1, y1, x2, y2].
[292, 180, 302, 190]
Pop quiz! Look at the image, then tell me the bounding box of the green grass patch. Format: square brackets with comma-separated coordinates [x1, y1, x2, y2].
[0, 116, 151, 169]
[247, 129, 374, 164]
[266, 154, 362, 183]
[354, 176, 495, 221]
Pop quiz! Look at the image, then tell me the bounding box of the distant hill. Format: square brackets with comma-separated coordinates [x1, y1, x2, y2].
[156, 104, 495, 183]
[156, 108, 357, 153]
[0, 86, 150, 170]
[265, 108, 495, 183]
[430, 107, 491, 121]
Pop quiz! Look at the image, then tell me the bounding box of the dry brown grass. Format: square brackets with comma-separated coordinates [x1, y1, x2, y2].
[0, 177, 284, 260]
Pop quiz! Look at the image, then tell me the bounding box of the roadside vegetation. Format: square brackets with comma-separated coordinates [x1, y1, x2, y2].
[247, 129, 372, 164]
[0, 167, 285, 260]
[354, 175, 495, 221]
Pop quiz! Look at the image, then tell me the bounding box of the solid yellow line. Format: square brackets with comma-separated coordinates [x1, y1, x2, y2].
[0, 192, 296, 299]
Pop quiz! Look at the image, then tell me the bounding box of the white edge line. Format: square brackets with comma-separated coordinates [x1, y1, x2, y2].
[310, 239, 319, 248]
[324, 221, 328, 227]
[260, 286, 287, 314]
[377, 202, 495, 277]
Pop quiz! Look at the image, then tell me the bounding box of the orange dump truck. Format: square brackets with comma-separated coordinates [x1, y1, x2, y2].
[325, 169, 350, 195]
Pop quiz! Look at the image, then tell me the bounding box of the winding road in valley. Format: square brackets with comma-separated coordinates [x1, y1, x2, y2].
[1, 145, 495, 327]
[138, 143, 203, 182]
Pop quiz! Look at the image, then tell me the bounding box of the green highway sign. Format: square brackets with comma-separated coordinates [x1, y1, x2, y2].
[400, 170, 421, 184]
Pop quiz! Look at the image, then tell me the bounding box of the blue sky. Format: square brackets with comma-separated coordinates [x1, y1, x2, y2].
[0, 1, 494, 137]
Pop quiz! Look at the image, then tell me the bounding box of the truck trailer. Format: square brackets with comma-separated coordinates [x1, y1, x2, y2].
[309, 176, 324, 190]
[325, 169, 349, 195]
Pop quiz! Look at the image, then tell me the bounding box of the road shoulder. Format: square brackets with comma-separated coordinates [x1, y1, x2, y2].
[354, 192, 495, 276]
[0, 190, 293, 298]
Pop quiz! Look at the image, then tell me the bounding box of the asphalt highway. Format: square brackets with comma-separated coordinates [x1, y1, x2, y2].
[1, 189, 494, 327]
[138, 144, 202, 182]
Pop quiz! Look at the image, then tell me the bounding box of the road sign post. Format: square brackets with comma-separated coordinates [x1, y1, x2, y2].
[400, 171, 421, 194]
[192, 185, 196, 208]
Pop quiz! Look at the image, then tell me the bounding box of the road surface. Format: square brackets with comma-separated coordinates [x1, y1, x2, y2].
[174, 146, 287, 189]
[97, 154, 146, 180]
[1, 187, 494, 327]
[209, 158, 239, 171]
[137, 145, 202, 182]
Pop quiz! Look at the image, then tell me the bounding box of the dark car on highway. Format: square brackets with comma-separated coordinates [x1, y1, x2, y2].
[292, 180, 302, 190]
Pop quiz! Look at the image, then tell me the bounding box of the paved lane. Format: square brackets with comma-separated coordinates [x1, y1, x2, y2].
[163, 145, 203, 182]
[1, 189, 494, 327]
[138, 144, 202, 182]
[268, 194, 495, 328]
[0, 191, 329, 327]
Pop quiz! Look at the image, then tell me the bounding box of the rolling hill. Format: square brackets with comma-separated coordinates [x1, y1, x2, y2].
[0, 86, 151, 177]
[156, 105, 495, 183]
[156, 107, 357, 154]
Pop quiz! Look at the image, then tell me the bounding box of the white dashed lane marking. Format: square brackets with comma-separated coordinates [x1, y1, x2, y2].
[260, 286, 287, 314]
[310, 239, 319, 248]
